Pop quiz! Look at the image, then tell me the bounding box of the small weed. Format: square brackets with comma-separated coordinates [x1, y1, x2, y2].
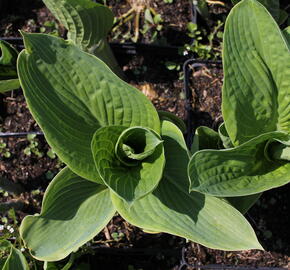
[0, 140, 11, 158]
[23, 134, 43, 158]
[40, 20, 60, 36]
[47, 148, 56, 159]
[140, 8, 164, 43]
[182, 21, 223, 59]
[111, 231, 125, 241]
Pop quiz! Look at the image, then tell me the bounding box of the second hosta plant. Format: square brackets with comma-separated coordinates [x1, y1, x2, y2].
[16, 0, 289, 263]
[188, 0, 290, 206]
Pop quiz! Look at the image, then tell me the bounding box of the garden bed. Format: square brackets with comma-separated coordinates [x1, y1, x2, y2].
[0, 0, 289, 269]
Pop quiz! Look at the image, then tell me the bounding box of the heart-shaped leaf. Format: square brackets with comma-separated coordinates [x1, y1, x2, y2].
[17, 33, 160, 182]
[20, 168, 115, 261]
[222, 0, 290, 146]
[91, 126, 164, 204]
[111, 121, 263, 251]
[189, 131, 290, 197]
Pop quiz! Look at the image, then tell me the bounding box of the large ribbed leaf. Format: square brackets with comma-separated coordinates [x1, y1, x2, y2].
[0, 40, 20, 92]
[191, 125, 260, 213]
[20, 168, 115, 261]
[43, 0, 113, 49]
[189, 131, 290, 197]
[17, 33, 160, 182]
[222, 0, 290, 146]
[231, 0, 280, 21]
[0, 240, 29, 270]
[42, 0, 122, 77]
[111, 121, 262, 251]
[91, 126, 164, 204]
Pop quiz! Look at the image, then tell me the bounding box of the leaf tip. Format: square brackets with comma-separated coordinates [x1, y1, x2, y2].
[19, 30, 33, 54]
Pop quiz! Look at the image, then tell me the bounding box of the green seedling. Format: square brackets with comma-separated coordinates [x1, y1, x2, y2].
[23, 134, 43, 158]
[40, 20, 60, 36]
[0, 141, 11, 158]
[182, 21, 223, 59]
[140, 8, 164, 43]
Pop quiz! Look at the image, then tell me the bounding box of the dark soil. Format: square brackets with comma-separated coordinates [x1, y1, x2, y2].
[0, 1, 290, 269]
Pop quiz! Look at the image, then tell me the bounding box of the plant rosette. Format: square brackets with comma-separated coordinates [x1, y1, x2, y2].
[188, 0, 290, 213]
[16, 1, 270, 260]
[15, 0, 290, 264]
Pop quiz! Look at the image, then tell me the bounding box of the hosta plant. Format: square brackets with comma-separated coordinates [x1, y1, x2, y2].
[15, 0, 273, 262]
[189, 0, 290, 211]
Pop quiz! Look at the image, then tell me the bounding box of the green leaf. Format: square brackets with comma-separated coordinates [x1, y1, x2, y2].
[277, 9, 288, 25]
[17, 33, 160, 182]
[225, 193, 261, 214]
[222, 0, 290, 146]
[0, 40, 19, 92]
[0, 240, 29, 270]
[91, 126, 164, 204]
[144, 9, 154, 24]
[191, 126, 221, 155]
[189, 131, 290, 197]
[0, 40, 18, 68]
[231, 0, 280, 21]
[42, 0, 123, 77]
[158, 111, 186, 134]
[190, 125, 260, 214]
[42, 0, 113, 49]
[196, 0, 210, 19]
[19, 167, 116, 261]
[283, 26, 290, 49]
[218, 123, 233, 149]
[0, 79, 20, 93]
[111, 121, 262, 251]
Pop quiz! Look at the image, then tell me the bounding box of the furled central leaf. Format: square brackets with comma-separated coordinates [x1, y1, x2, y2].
[222, 0, 290, 146]
[17, 33, 160, 182]
[111, 121, 263, 251]
[115, 127, 163, 165]
[91, 126, 165, 204]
